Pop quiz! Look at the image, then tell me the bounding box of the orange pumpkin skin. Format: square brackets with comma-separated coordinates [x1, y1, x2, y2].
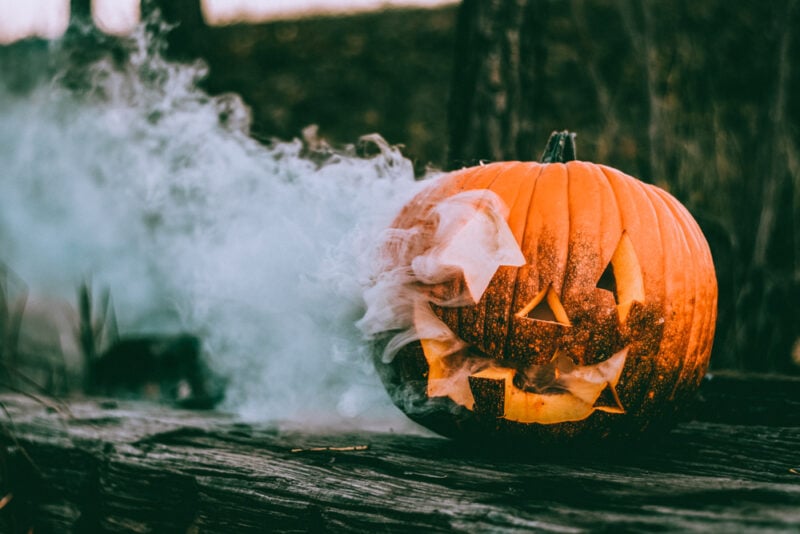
[370, 136, 718, 444]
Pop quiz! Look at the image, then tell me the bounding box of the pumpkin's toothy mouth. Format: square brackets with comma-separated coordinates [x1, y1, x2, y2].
[419, 334, 629, 425]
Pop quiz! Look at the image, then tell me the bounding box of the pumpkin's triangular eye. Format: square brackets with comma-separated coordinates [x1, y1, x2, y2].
[596, 261, 617, 299]
[597, 232, 644, 323]
[516, 284, 571, 326]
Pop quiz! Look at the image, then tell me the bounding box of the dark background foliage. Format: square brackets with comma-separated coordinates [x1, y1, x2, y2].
[7, 0, 800, 374]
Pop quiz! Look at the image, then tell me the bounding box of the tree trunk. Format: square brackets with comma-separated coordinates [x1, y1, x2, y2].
[448, 0, 543, 167]
[142, 0, 209, 60]
[69, 0, 92, 22]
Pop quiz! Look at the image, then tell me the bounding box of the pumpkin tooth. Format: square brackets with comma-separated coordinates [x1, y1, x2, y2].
[419, 338, 476, 409]
[593, 381, 626, 414]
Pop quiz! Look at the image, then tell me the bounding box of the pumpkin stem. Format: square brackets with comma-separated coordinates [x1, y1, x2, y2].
[540, 131, 577, 163]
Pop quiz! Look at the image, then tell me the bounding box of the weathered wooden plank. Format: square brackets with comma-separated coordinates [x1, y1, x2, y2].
[692, 371, 800, 426]
[1, 378, 799, 533]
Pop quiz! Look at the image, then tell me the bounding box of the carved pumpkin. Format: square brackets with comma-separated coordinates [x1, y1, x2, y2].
[362, 132, 718, 443]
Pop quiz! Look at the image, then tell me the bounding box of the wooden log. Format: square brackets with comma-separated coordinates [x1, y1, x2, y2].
[0, 372, 799, 533]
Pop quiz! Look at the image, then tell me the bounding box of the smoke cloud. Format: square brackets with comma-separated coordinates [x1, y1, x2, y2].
[0, 20, 427, 431]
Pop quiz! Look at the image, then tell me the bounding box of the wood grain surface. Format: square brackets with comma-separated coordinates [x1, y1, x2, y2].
[1, 372, 798, 533]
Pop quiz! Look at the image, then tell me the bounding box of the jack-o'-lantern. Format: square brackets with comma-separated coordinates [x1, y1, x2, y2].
[360, 131, 717, 444]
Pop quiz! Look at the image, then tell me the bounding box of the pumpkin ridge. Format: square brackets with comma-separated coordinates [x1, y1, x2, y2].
[596, 166, 638, 292]
[482, 162, 543, 356]
[468, 162, 527, 354]
[562, 162, 604, 365]
[591, 165, 624, 271]
[603, 168, 667, 418]
[637, 179, 679, 414]
[550, 163, 571, 300]
[646, 186, 698, 402]
[504, 163, 546, 243]
[651, 187, 715, 399]
[680, 218, 715, 398]
[441, 163, 507, 333]
[459, 163, 518, 349]
[594, 168, 648, 328]
[638, 182, 692, 412]
[583, 163, 627, 358]
[511, 163, 547, 265]
[563, 162, 583, 302]
[563, 161, 616, 288]
[666, 187, 713, 387]
[502, 163, 546, 363]
[510, 162, 571, 366]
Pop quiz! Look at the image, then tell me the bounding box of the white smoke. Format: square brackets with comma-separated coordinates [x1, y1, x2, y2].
[0, 20, 427, 430]
[357, 189, 525, 363]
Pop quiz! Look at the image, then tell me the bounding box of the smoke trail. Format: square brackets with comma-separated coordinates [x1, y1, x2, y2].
[0, 19, 428, 430]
